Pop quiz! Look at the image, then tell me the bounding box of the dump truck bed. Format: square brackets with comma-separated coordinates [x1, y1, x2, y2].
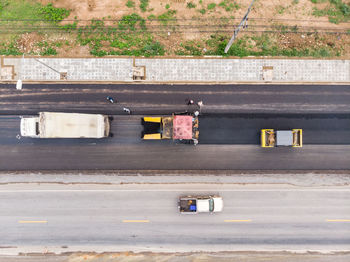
[39, 112, 110, 138]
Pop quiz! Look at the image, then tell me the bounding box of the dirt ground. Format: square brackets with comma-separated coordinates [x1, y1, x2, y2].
[37, 0, 340, 28]
[28, 0, 350, 57]
[2, 252, 350, 262]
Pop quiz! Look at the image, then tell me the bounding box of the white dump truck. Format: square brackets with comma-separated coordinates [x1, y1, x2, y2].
[20, 112, 111, 138]
[178, 195, 223, 214]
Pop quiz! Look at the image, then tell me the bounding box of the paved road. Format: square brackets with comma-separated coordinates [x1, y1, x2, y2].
[0, 184, 349, 253]
[1, 84, 350, 115]
[3, 114, 350, 145]
[1, 143, 350, 170]
[1, 83, 350, 171]
[1, 114, 350, 170]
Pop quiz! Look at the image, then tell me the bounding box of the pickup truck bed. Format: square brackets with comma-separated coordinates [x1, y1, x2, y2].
[179, 198, 197, 213]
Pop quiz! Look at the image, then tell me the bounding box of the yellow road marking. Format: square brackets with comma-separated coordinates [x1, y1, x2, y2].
[18, 220, 47, 224]
[122, 220, 149, 223]
[326, 219, 350, 222]
[224, 219, 252, 222]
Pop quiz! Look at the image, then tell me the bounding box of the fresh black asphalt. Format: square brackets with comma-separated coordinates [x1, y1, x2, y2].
[1, 83, 350, 170]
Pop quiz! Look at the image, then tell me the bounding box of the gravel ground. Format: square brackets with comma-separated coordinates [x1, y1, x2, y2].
[0, 171, 349, 187]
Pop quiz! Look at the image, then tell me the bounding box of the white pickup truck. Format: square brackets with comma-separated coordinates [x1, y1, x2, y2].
[178, 195, 223, 214]
[20, 112, 111, 138]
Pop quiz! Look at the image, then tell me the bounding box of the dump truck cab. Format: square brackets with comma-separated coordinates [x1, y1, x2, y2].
[261, 129, 302, 147]
[142, 114, 199, 143]
[20, 117, 40, 137]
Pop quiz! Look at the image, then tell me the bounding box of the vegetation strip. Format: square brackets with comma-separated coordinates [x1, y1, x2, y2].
[0, 0, 348, 57]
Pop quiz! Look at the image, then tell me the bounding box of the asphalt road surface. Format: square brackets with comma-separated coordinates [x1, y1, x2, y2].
[1, 114, 350, 170]
[2, 114, 350, 145]
[1, 84, 350, 115]
[1, 83, 350, 171]
[0, 184, 349, 253]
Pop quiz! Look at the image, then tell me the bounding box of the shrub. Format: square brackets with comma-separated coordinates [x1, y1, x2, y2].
[207, 3, 216, 10]
[60, 21, 77, 32]
[199, 8, 206, 14]
[158, 10, 176, 25]
[0, 42, 22, 55]
[119, 13, 146, 30]
[165, 3, 170, 9]
[90, 49, 107, 57]
[338, 1, 350, 16]
[147, 14, 156, 20]
[126, 0, 135, 8]
[139, 0, 149, 12]
[310, 0, 327, 3]
[41, 47, 57, 56]
[187, 2, 196, 8]
[142, 41, 165, 56]
[39, 3, 70, 22]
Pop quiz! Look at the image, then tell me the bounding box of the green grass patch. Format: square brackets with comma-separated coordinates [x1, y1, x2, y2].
[39, 3, 70, 22]
[0, 0, 40, 20]
[0, 0, 9, 12]
[158, 9, 176, 25]
[0, 0, 72, 35]
[311, 0, 350, 23]
[218, 0, 239, 11]
[76, 18, 164, 57]
[277, 5, 285, 14]
[165, 3, 170, 9]
[0, 40, 22, 55]
[175, 41, 203, 56]
[202, 33, 340, 58]
[0, 0, 74, 54]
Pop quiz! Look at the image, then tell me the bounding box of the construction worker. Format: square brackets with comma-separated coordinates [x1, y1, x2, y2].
[187, 99, 194, 105]
[106, 96, 115, 103]
[123, 107, 131, 114]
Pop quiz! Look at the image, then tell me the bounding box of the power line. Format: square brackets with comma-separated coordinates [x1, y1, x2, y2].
[0, 17, 349, 23]
[0, 24, 348, 31]
[0, 29, 348, 34]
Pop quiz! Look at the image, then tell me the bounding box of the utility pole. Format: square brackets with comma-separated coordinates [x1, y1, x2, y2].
[224, 0, 255, 53]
